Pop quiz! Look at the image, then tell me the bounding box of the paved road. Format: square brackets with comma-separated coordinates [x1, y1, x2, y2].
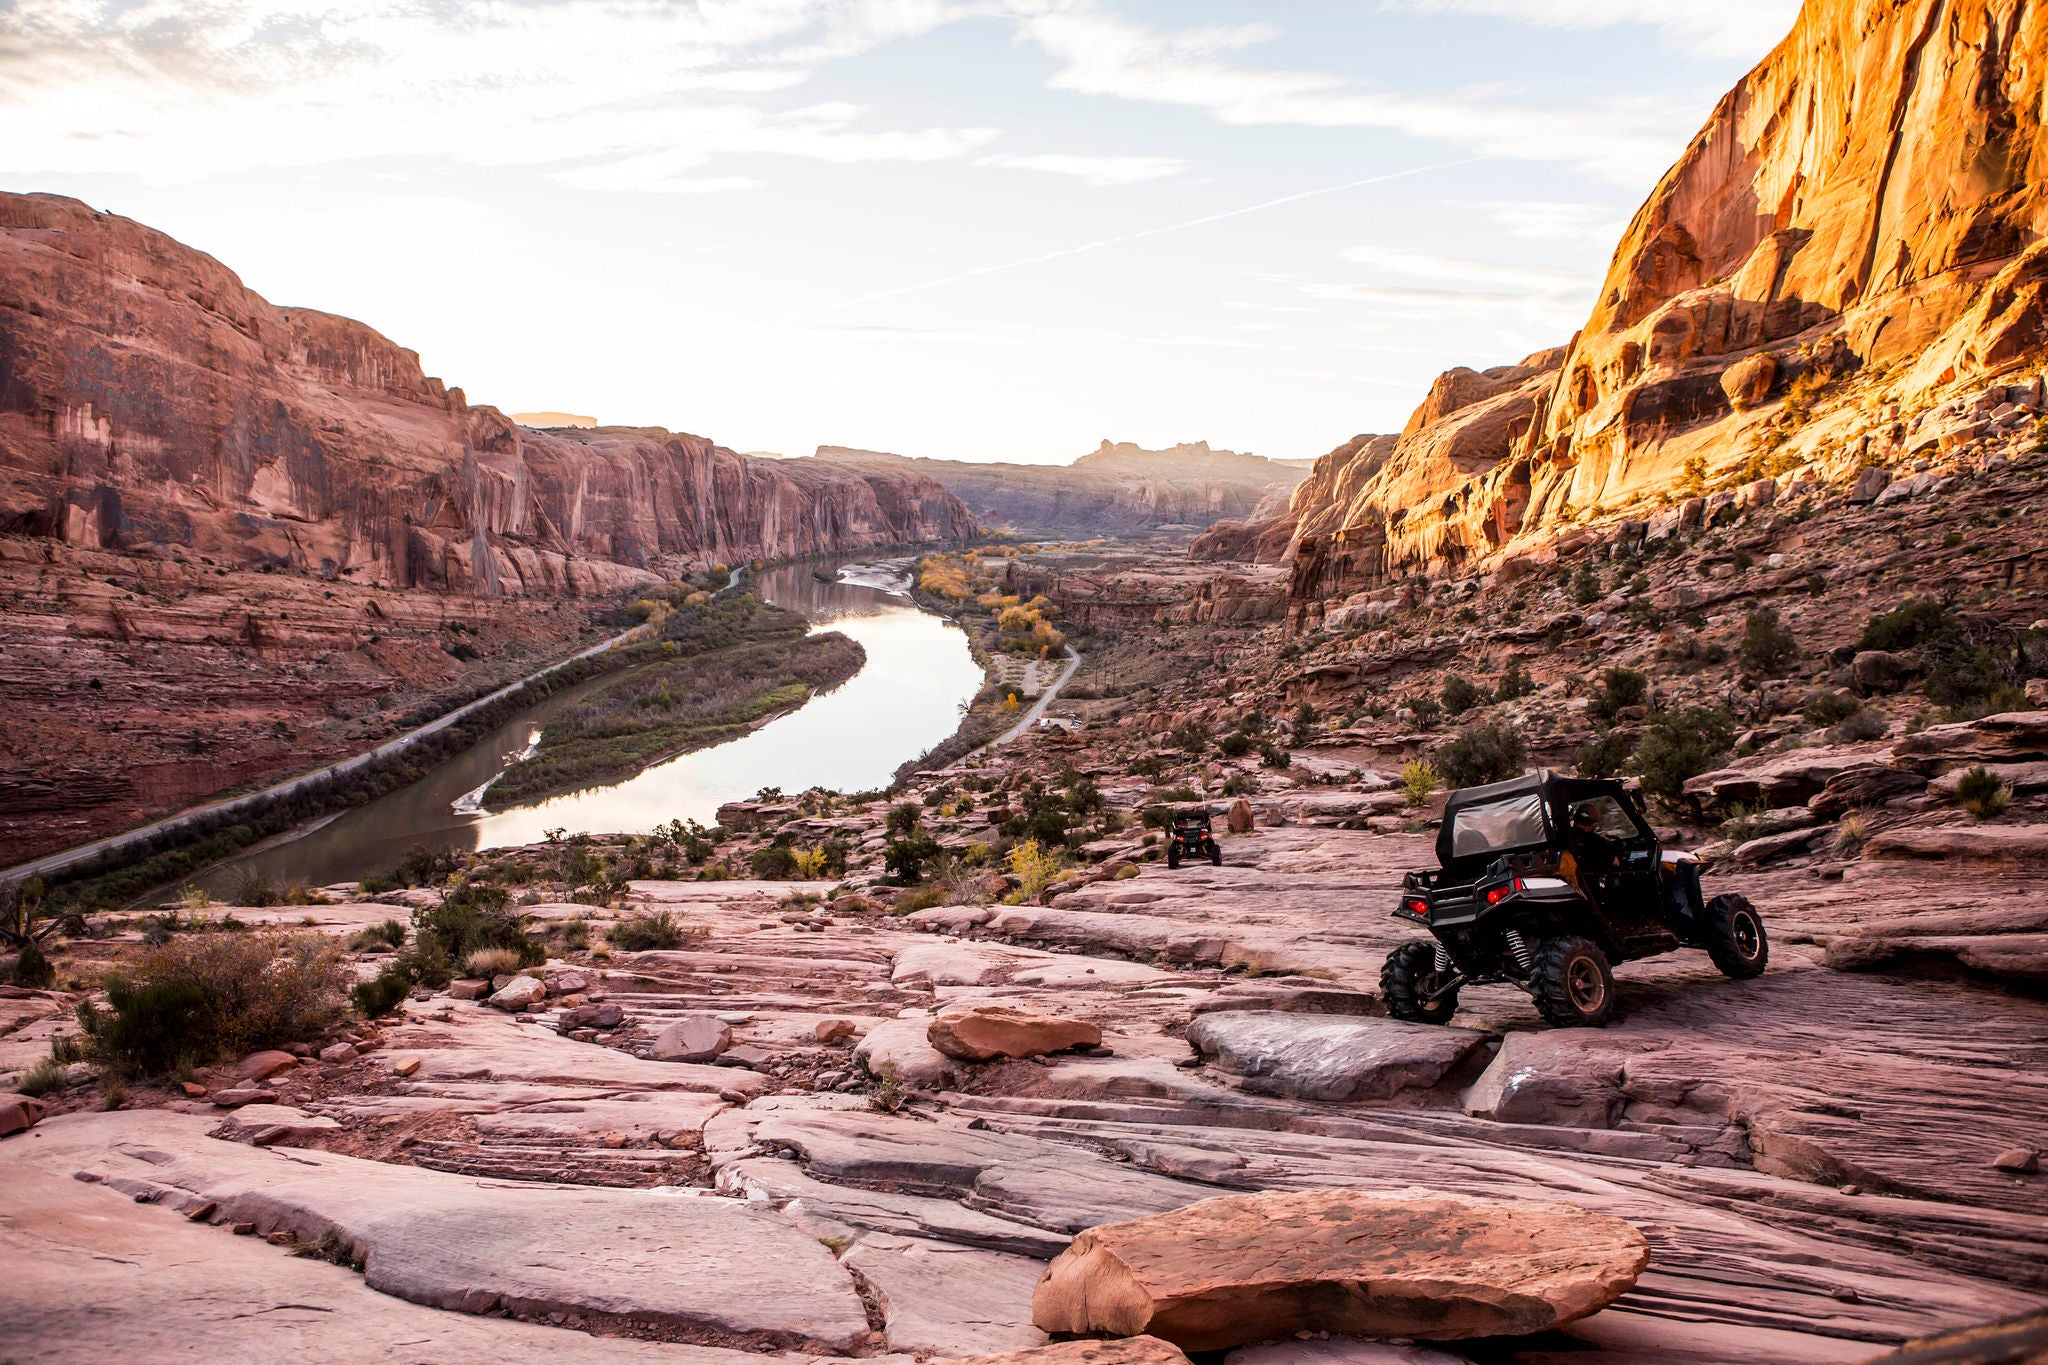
[2, 617, 660, 886]
[970, 645, 1082, 759]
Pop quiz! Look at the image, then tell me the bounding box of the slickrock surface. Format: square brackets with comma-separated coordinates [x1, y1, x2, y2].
[1031, 1188, 1650, 1349]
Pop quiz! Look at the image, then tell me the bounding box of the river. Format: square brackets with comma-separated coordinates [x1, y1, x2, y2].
[193, 559, 982, 893]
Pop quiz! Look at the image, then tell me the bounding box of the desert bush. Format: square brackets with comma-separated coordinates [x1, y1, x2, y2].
[608, 910, 692, 952]
[79, 931, 348, 1076]
[410, 884, 538, 976]
[1440, 675, 1487, 717]
[1006, 840, 1065, 903]
[16, 1055, 70, 1097]
[1169, 721, 1209, 753]
[883, 834, 942, 884]
[226, 868, 277, 908]
[750, 844, 800, 880]
[1832, 707, 1889, 743]
[1403, 695, 1444, 728]
[886, 803, 922, 838]
[1831, 812, 1871, 856]
[347, 919, 407, 952]
[12, 937, 55, 989]
[1587, 667, 1649, 724]
[1738, 607, 1798, 677]
[1436, 723, 1528, 788]
[1632, 706, 1736, 805]
[1804, 692, 1862, 726]
[1258, 742, 1291, 769]
[1217, 731, 1253, 758]
[1575, 732, 1632, 779]
[1221, 772, 1257, 796]
[351, 968, 412, 1019]
[1399, 759, 1439, 806]
[1494, 662, 1535, 702]
[462, 946, 523, 980]
[892, 885, 947, 913]
[1954, 766, 2012, 819]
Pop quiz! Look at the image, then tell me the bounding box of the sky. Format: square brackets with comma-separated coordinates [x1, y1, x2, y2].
[0, 0, 1803, 464]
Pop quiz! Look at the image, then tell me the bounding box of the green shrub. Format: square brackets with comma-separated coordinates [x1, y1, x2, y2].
[1221, 773, 1257, 796]
[411, 884, 538, 972]
[608, 910, 691, 952]
[1440, 675, 1486, 717]
[1587, 667, 1649, 724]
[1436, 723, 1528, 787]
[1632, 706, 1736, 806]
[1804, 692, 1862, 726]
[1399, 760, 1439, 806]
[79, 931, 348, 1077]
[1169, 721, 1209, 753]
[1494, 662, 1535, 702]
[558, 918, 589, 951]
[886, 803, 922, 838]
[1575, 732, 1632, 779]
[884, 835, 942, 884]
[1217, 731, 1253, 758]
[892, 885, 946, 913]
[1738, 607, 1798, 676]
[1258, 743, 1291, 769]
[351, 968, 412, 1019]
[750, 844, 800, 880]
[1404, 695, 1444, 728]
[16, 1055, 70, 1097]
[1954, 766, 2012, 819]
[226, 868, 277, 908]
[1832, 707, 1889, 743]
[347, 919, 406, 952]
[12, 938, 55, 989]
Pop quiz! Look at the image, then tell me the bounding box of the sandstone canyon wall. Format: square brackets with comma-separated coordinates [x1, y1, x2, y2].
[0, 193, 978, 599]
[818, 440, 1305, 538]
[1250, 0, 2048, 611]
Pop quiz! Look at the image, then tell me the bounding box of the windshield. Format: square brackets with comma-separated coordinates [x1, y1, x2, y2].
[1451, 792, 1547, 858]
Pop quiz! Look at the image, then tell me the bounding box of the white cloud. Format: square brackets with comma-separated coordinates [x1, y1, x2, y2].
[974, 152, 1186, 185]
[1383, 0, 1801, 60]
[1473, 198, 1630, 243]
[0, 1, 995, 184]
[1009, 0, 1707, 183]
[1340, 243, 1594, 293]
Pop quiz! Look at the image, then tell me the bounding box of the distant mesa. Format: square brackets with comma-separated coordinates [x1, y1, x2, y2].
[511, 411, 598, 429]
[815, 439, 1307, 538]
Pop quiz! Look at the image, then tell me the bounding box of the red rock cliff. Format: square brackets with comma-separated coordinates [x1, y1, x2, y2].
[1277, 0, 2048, 608]
[0, 193, 978, 596]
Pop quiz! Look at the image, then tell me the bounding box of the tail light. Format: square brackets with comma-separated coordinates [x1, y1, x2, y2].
[1403, 898, 1429, 917]
[1485, 877, 1526, 905]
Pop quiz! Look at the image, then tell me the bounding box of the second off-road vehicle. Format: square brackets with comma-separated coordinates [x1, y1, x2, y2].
[1382, 771, 1766, 1027]
[1166, 807, 1224, 869]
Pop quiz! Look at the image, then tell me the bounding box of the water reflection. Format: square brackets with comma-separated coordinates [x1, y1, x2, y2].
[195, 559, 979, 891]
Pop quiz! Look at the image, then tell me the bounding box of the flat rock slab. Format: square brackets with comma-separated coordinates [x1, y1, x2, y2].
[930, 1006, 1102, 1062]
[1031, 1187, 1649, 1351]
[1462, 1032, 1628, 1129]
[843, 1232, 1049, 1357]
[475, 1092, 727, 1143]
[1184, 1013, 1490, 1101]
[35, 1111, 869, 1351]
[652, 1014, 733, 1063]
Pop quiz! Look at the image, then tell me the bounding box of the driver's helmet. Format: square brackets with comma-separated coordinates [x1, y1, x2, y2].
[1570, 804, 1600, 832]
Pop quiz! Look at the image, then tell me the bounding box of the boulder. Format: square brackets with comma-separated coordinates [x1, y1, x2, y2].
[1184, 1013, 1489, 1102]
[546, 970, 591, 994]
[232, 1051, 299, 1082]
[319, 1043, 358, 1064]
[1993, 1148, 2041, 1174]
[1462, 1032, 1626, 1128]
[1733, 826, 1828, 865]
[448, 981, 489, 1001]
[208, 1088, 281, 1109]
[486, 977, 546, 1012]
[929, 1006, 1100, 1062]
[1719, 352, 1777, 409]
[651, 1014, 732, 1064]
[1227, 798, 1256, 834]
[0, 1094, 46, 1137]
[1850, 650, 1917, 693]
[1031, 1188, 1649, 1350]
[1847, 466, 1891, 503]
[1894, 712, 2048, 773]
[557, 1003, 625, 1031]
[814, 1018, 858, 1044]
[855, 1018, 960, 1089]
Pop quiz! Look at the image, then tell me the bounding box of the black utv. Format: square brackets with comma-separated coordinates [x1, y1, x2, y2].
[1166, 807, 1224, 869]
[1382, 771, 1765, 1027]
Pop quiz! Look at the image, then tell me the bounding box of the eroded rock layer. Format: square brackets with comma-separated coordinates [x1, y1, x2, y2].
[1241, 0, 2048, 608]
[0, 193, 978, 597]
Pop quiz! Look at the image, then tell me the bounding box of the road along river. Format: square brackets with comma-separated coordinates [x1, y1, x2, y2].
[193, 559, 983, 892]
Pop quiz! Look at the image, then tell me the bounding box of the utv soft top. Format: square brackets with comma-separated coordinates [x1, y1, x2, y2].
[1434, 770, 1634, 867]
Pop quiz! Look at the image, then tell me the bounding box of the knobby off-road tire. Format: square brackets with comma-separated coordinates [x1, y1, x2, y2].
[1532, 935, 1616, 1027]
[1703, 892, 1769, 979]
[1382, 941, 1460, 1025]
[1167, 843, 1181, 869]
[1208, 842, 1223, 866]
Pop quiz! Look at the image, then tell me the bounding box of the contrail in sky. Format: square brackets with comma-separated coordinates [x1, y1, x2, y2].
[830, 155, 1491, 310]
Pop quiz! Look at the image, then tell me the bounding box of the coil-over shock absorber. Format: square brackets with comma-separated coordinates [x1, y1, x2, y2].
[1433, 943, 1453, 974]
[1503, 928, 1535, 975]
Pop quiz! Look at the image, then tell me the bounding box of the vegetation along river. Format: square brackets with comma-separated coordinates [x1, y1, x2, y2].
[195, 560, 983, 892]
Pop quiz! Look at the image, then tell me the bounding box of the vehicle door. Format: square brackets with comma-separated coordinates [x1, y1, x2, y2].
[1566, 796, 1668, 950]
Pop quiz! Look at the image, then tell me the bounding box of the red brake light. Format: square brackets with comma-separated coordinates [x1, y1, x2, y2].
[1485, 877, 1525, 905]
[1404, 898, 1429, 917]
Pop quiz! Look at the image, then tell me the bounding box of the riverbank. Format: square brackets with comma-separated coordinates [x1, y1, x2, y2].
[485, 598, 865, 807]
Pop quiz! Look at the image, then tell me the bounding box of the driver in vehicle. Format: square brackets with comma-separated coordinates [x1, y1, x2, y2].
[1562, 802, 1619, 899]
